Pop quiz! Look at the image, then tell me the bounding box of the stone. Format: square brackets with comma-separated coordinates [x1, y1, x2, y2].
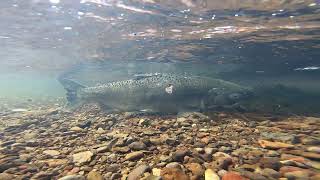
[58, 175, 86, 180]
[77, 120, 92, 129]
[166, 162, 182, 169]
[311, 174, 320, 180]
[258, 140, 294, 149]
[70, 126, 84, 132]
[0, 173, 15, 180]
[125, 151, 144, 161]
[111, 173, 121, 180]
[217, 170, 227, 177]
[72, 151, 93, 164]
[172, 150, 189, 162]
[284, 171, 309, 180]
[205, 169, 220, 180]
[279, 166, 313, 176]
[259, 157, 281, 170]
[146, 175, 161, 180]
[185, 163, 204, 176]
[204, 148, 215, 155]
[87, 171, 104, 180]
[161, 168, 189, 180]
[261, 168, 281, 179]
[285, 150, 320, 160]
[128, 142, 147, 151]
[301, 137, 320, 145]
[23, 132, 37, 140]
[106, 164, 120, 173]
[43, 150, 60, 156]
[42, 159, 68, 168]
[222, 172, 244, 180]
[240, 170, 267, 180]
[127, 164, 150, 180]
[152, 168, 161, 176]
[213, 152, 233, 170]
[307, 146, 320, 153]
[112, 146, 130, 153]
[32, 172, 54, 179]
[96, 128, 105, 134]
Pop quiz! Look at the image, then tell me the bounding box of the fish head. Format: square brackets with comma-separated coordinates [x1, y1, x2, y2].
[210, 88, 253, 106]
[228, 89, 253, 102]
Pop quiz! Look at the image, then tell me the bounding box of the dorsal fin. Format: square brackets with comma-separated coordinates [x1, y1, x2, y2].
[133, 72, 161, 80]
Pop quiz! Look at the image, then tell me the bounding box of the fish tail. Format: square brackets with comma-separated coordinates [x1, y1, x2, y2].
[58, 77, 86, 105]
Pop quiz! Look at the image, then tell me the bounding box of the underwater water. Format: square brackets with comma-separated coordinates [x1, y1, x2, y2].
[0, 0, 320, 180]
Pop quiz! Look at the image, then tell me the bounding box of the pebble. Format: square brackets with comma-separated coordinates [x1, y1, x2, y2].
[125, 151, 144, 161]
[307, 146, 320, 153]
[87, 171, 104, 180]
[0, 173, 15, 180]
[284, 170, 309, 180]
[127, 164, 150, 180]
[160, 168, 189, 180]
[205, 169, 220, 180]
[258, 140, 294, 149]
[185, 163, 204, 176]
[128, 142, 147, 150]
[72, 151, 93, 164]
[222, 172, 244, 180]
[43, 150, 60, 156]
[261, 168, 281, 179]
[152, 168, 161, 176]
[70, 126, 84, 132]
[259, 157, 281, 170]
[58, 175, 86, 180]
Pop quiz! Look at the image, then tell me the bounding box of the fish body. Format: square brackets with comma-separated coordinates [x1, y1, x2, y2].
[59, 74, 251, 113]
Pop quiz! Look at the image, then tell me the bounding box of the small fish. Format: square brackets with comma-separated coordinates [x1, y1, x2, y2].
[58, 73, 252, 113]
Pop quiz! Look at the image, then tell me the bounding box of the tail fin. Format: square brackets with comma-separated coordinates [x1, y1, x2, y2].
[58, 77, 86, 105]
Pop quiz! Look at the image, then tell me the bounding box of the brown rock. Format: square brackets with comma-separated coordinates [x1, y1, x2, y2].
[259, 157, 281, 170]
[0, 173, 15, 180]
[125, 151, 144, 161]
[284, 150, 320, 160]
[204, 169, 220, 180]
[161, 168, 189, 180]
[258, 140, 294, 149]
[43, 150, 60, 156]
[279, 166, 314, 176]
[284, 171, 309, 180]
[222, 172, 245, 180]
[42, 159, 68, 168]
[72, 151, 93, 164]
[128, 165, 150, 180]
[311, 174, 320, 180]
[185, 163, 204, 177]
[261, 168, 281, 179]
[87, 171, 103, 180]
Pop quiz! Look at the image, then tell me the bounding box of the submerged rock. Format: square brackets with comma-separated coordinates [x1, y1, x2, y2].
[222, 172, 244, 180]
[125, 151, 144, 161]
[127, 164, 150, 180]
[43, 150, 60, 156]
[205, 169, 220, 180]
[72, 151, 93, 164]
[258, 140, 294, 149]
[161, 168, 189, 180]
[87, 171, 103, 180]
[58, 175, 86, 180]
